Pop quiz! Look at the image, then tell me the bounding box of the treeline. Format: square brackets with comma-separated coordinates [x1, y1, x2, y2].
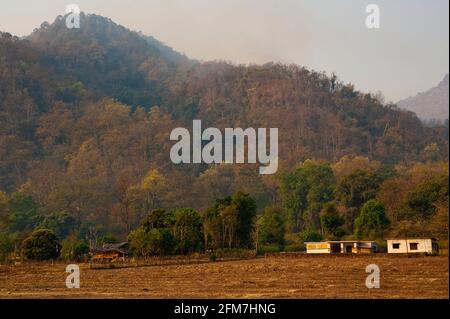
[0, 157, 447, 262]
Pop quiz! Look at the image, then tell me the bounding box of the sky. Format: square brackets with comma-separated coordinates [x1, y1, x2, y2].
[0, 0, 448, 102]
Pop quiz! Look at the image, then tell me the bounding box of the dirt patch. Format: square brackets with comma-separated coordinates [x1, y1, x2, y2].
[0, 255, 447, 299]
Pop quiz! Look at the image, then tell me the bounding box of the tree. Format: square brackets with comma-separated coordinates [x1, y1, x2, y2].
[170, 208, 203, 254]
[406, 174, 448, 220]
[354, 200, 390, 239]
[0, 232, 16, 263]
[231, 192, 256, 248]
[0, 191, 9, 229]
[22, 229, 61, 261]
[128, 226, 174, 257]
[218, 203, 239, 249]
[203, 192, 256, 250]
[299, 228, 323, 243]
[61, 236, 89, 261]
[127, 227, 148, 257]
[336, 170, 381, 209]
[336, 169, 382, 232]
[136, 169, 168, 215]
[7, 191, 40, 233]
[319, 203, 345, 240]
[279, 170, 308, 232]
[141, 208, 168, 230]
[331, 156, 380, 181]
[280, 160, 335, 232]
[258, 206, 286, 249]
[38, 211, 78, 239]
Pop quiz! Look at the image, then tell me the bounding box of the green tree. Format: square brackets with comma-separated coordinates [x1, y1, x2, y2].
[258, 206, 286, 249]
[170, 208, 203, 254]
[0, 232, 16, 263]
[299, 228, 323, 243]
[319, 203, 345, 240]
[7, 192, 40, 233]
[406, 174, 448, 220]
[38, 211, 78, 239]
[141, 208, 169, 230]
[280, 161, 335, 232]
[231, 192, 256, 248]
[203, 192, 256, 249]
[60, 236, 89, 261]
[336, 169, 382, 232]
[336, 170, 381, 209]
[127, 226, 174, 257]
[354, 200, 390, 239]
[279, 170, 308, 232]
[22, 229, 61, 261]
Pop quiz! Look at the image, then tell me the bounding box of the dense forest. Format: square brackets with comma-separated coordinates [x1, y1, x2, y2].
[0, 14, 448, 261]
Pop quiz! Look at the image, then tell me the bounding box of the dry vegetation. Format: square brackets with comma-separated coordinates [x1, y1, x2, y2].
[0, 255, 447, 299]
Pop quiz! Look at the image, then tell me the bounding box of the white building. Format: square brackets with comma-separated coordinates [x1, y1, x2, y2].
[386, 238, 439, 254]
[305, 241, 378, 254]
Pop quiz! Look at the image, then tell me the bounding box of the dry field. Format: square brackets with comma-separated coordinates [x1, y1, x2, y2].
[0, 255, 448, 299]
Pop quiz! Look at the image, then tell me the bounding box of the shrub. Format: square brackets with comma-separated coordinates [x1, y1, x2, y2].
[22, 229, 61, 261]
[61, 237, 90, 261]
[257, 244, 281, 255]
[0, 232, 15, 263]
[284, 243, 305, 252]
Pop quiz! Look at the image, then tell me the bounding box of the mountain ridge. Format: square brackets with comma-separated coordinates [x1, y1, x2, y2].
[0, 13, 448, 192]
[397, 74, 449, 122]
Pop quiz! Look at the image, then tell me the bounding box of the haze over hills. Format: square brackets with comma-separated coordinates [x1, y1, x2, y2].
[0, 13, 448, 193]
[397, 74, 449, 122]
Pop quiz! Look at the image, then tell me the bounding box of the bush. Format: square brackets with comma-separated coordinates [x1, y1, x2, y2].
[209, 252, 217, 262]
[257, 244, 280, 255]
[284, 243, 305, 252]
[0, 232, 16, 263]
[61, 237, 90, 261]
[22, 229, 61, 261]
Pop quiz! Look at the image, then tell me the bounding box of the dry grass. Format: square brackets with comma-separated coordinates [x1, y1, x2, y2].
[0, 255, 447, 299]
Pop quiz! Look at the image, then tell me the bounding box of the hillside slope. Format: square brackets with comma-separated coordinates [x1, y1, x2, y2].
[397, 74, 449, 122]
[0, 14, 448, 193]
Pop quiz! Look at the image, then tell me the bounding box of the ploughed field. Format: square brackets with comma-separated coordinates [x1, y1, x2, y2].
[0, 255, 447, 298]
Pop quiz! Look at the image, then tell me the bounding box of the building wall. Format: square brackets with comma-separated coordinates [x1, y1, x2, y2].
[387, 239, 435, 254]
[306, 242, 377, 254]
[306, 243, 331, 254]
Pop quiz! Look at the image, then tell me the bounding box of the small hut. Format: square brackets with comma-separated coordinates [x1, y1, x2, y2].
[387, 238, 439, 254]
[91, 242, 129, 263]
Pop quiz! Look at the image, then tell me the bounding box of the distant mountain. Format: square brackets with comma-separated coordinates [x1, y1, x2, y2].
[397, 74, 449, 122]
[0, 13, 448, 192]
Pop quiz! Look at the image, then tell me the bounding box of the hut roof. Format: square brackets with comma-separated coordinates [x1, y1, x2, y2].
[92, 242, 129, 254]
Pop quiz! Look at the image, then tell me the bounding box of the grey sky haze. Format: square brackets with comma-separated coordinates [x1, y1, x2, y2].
[0, 0, 448, 102]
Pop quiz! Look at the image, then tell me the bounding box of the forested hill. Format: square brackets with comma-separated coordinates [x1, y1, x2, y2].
[0, 13, 448, 194]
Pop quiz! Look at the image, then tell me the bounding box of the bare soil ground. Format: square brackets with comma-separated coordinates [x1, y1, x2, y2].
[0, 255, 448, 299]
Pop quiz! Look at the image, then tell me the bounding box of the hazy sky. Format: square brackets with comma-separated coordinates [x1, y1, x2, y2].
[0, 0, 448, 101]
